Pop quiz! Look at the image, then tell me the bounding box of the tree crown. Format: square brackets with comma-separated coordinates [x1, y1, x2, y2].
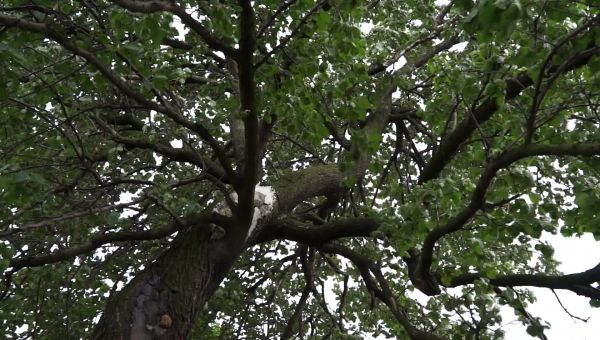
[0, 0, 599, 339]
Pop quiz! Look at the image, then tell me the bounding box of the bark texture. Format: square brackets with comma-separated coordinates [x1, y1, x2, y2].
[91, 224, 241, 340]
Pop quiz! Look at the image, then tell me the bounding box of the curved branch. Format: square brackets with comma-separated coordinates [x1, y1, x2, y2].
[9, 226, 176, 271]
[281, 246, 314, 339]
[416, 142, 600, 294]
[418, 39, 599, 184]
[257, 0, 298, 38]
[319, 243, 445, 340]
[92, 116, 228, 180]
[525, 16, 600, 143]
[255, 0, 327, 68]
[262, 27, 458, 216]
[368, 31, 459, 76]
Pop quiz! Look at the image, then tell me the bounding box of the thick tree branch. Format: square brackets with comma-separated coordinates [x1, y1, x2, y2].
[446, 262, 600, 299]
[272, 164, 344, 213]
[162, 37, 193, 51]
[259, 26, 456, 218]
[256, 217, 380, 245]
[234, 0, 261, 236]
[261, 88, 395, 219]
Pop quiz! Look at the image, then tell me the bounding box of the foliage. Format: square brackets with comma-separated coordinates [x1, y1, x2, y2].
[0, 0, 599, 339]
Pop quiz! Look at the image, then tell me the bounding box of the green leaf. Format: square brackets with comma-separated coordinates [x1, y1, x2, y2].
[315, 11, 331, 30]
[456, 0, 475, 10]
[589, 55, 600, 74]
[153, 74, 169, 89]
[526, 324, 546, 337]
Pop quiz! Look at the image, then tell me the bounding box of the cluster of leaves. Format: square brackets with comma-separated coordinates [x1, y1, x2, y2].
[0, 0, 599, 339]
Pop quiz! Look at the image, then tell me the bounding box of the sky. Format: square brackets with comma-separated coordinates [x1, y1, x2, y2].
[500, 233, 600, 339]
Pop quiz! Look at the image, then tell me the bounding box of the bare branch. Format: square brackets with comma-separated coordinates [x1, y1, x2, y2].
[281, 245, 314, 339]
[257, 0, 298, 38]
[1, 198, 145, 237]
[446, 262, 600, 300]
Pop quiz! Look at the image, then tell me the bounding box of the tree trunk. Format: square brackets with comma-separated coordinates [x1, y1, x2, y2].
[92, 224, 243, 340]
[90, 166, 355, 339]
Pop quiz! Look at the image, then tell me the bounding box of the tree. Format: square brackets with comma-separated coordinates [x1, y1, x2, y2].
[0, 0, 599, 338]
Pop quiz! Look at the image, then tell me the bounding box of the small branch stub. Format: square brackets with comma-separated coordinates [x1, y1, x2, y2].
[159, 314, 172, 329]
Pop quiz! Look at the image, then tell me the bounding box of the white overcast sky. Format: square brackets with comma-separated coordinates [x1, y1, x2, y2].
[501, 233, 600, 339]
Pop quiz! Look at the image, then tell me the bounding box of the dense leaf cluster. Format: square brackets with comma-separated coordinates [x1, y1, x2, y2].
[0, 0, 599, 339]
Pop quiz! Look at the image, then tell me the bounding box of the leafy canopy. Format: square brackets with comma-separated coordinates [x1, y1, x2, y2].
[0, 0, 599, 339]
